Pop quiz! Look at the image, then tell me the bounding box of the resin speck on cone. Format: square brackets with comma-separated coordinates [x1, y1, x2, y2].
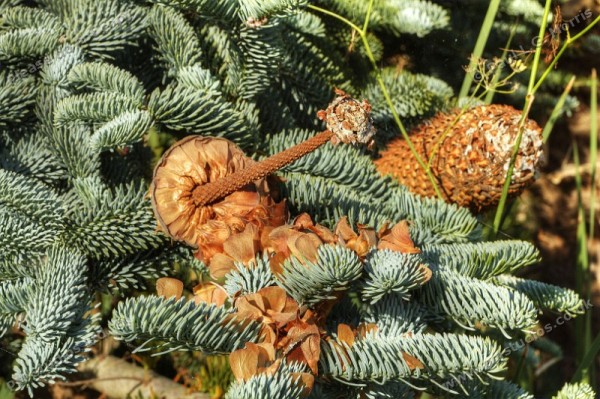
[374, 105, 544, 212]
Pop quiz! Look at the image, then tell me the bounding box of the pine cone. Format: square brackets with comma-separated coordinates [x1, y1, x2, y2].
[374, 104, 544, 212]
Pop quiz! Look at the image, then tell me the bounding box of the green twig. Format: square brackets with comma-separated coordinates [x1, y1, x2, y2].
[526, 1, 553, 94]
[458, 0, 501, 99]
[491, 94, 535, 235]
[484, 22, 518, 104]
[307, 2, 444, 199]
[492, 0, 550, 236]
[532, 15, 600, 93]
[541, 75, 576, 143]
[574, 69, 598, 387]
[588, 68, 597, 240]
[492, 9, 600, 236]
[573, 140, 592, 383]
[573, 331, 600, 383]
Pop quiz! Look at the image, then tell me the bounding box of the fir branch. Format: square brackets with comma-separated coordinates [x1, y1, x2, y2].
[176, 65, 222, 92]
[0, 211, 60, 259]
[62, 192, 163, 260]
[387, 186, 481, 244]
[501, 0, 546, 23]
[421, 269, 538, 336]
[91, 110, 154, 151]
[278, 17, 350, 126]
[39, 44, 84, 89]
[0, 0, 23, 11]
[363, 296, 428, 336]
[64, 1, 147, 59]
[225, 362, 308, 399]
[383, 0, 449, 37]
[146, 0, 239, 24]
[238, 23, 285, 99]
[320, 333, 505, 386]
[422, 240, 541, 280]
[238, 0, 307, 22]
[552, 382, 595, 399]
[148, 4, 202, 73]
[224, 254, 276, 296]
[48, 125, 100, 178]
[23, 245, 89, 342]
[319, 0, 449, 37]
[91, 245, 201, 292]
[494, 275, 585, 317]
[1, 6, 61, 31]
[361, 249, 430, 304]
[36, 45, 85, 127]
[0, 276, 33, 314]
[197, 23, 244, 97]
[0, 74, 37, 127]
[147, 84, 252, 145]
[54, 92, 139, 126]
[110, 296, 262, 354]
[279, 171, 390, 228]
[0, 313, 15, 338]
[0, 253, 39, 280]
[0, 28, 59, 62]
[12, 317, 101, 396]
[0, 169, 63, 227]
[10, 244, 101, 395]
[275, 244, 362, 307]
[0, 133, 67, 185]
[67, 62, 146, 105]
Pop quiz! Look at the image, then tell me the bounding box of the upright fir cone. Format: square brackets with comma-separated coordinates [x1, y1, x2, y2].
[150, 89, 375, 267]
[374, 104, 544, 212]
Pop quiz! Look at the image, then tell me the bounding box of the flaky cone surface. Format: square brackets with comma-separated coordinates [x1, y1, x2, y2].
[374, 105, 543, 212]
[150, 136, 286, 263]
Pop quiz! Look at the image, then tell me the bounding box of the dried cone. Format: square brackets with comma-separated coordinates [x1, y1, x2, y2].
[150, 136, 286, 264]
[151, 90, 375, 266]
[193, 89, 375, 207]
[374, 105, 544, 212]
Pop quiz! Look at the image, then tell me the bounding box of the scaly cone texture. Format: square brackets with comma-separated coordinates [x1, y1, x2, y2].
[374, 105, 544, 212]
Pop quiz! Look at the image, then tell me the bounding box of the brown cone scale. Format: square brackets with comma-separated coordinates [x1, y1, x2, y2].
[374, 105, 544, 212]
